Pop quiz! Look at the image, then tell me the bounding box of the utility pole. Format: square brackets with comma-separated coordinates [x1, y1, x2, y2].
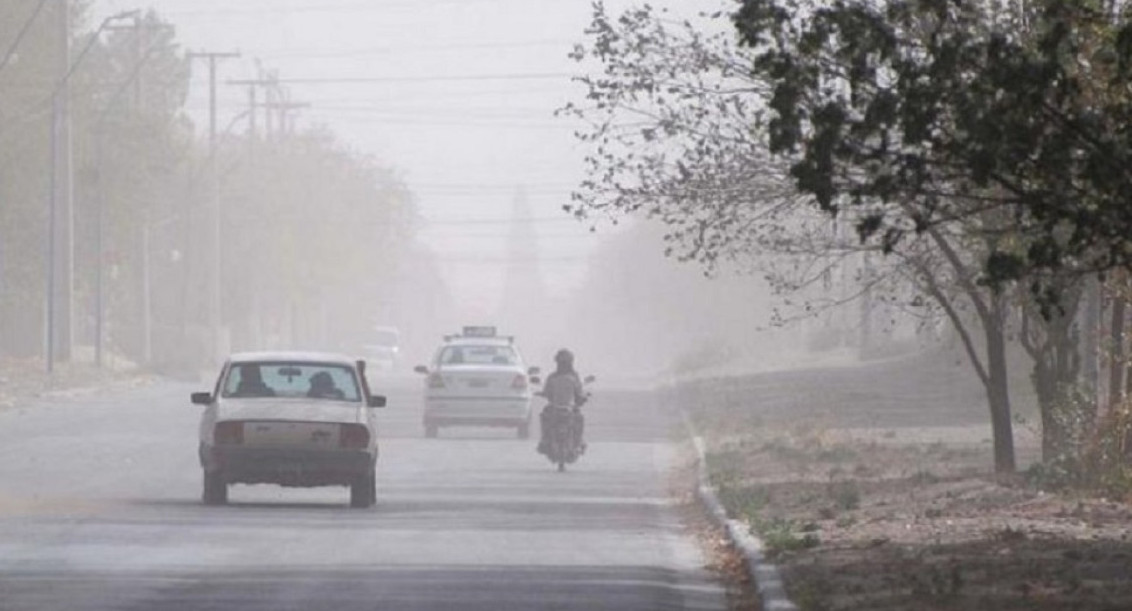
[227, 73, 290, 138]
[228, 75, 272, 143]
[187, 50, 239, 365]
[45, 6, 139, 373]
[104, 15, 145, 111]
[264, 99, 310, 137]
[47, 0, 74, 372]
[225, 72, 307, 348]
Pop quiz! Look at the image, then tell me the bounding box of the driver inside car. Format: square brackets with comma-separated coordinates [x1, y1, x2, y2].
[233, 364, 275, 397]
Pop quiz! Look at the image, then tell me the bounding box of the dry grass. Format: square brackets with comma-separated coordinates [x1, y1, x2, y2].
[671, 350, 1132, 611]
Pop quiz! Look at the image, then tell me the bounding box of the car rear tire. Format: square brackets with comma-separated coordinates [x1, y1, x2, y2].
[202, 470, 228, 505]
[350, 470, 375, 508]
[425, 423, 438, 438]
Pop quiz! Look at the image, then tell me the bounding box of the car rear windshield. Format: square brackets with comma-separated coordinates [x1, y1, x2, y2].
[221, 362, 361, 401]
[438, 345, 517, 366]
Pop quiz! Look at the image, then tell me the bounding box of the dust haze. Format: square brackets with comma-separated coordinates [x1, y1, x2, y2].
[0, 0, 911, 386]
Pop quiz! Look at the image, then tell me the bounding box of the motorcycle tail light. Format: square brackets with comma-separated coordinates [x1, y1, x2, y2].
[214, 421, 244, 445]
[339, 424, 370, 449]
[511, 374, 527, 390]
[427, 373, 445, 389]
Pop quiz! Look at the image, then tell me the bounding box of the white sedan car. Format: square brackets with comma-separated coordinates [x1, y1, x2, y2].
[415, 329, 540, 439]
[191, 351, 386, 508]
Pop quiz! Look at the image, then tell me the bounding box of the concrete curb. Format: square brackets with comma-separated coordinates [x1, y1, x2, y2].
[687, 431, 798, 611]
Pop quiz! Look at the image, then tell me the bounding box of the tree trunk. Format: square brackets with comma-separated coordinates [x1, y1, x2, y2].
[1110, 294, 1126, 411]
[985, 300, 1016, 474]
[1026, 281, 1086, 463]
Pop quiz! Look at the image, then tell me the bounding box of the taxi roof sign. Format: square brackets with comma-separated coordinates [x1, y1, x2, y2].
[461, 325, 497, 338]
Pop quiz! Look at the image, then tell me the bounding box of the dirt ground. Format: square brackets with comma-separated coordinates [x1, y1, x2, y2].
[0, 356, 152, 410]
[671, 350, 1132, 611]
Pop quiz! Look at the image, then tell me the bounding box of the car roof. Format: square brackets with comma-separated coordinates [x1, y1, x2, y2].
[443, 337, 514, 347]
[228, 351, 358, 366]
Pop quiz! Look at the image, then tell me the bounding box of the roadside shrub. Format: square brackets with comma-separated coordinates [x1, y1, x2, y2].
[753, 517, 821, 556]
[716, 482, 771, 519]
[909, 470, 940, 485]
[827, 480, 861, 511]
[705, 449, 744, 484]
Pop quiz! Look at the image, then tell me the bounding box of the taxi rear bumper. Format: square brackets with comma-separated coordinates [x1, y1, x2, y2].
[423, 396, 531, 427]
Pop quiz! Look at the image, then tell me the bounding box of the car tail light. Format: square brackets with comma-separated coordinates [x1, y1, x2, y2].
[214, 421, 243, 445]
[427, 373, 445, 389]
[340, 424, 370, 449]
[511, 374, 528, 390]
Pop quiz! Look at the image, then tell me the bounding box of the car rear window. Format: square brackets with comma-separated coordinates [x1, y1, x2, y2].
[222, 362, 361, 401]
[438, 345, 517, 366]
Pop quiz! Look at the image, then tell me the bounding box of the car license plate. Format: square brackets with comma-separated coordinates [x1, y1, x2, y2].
[245, 422, 338, 446]
[467, 378, 489, 388]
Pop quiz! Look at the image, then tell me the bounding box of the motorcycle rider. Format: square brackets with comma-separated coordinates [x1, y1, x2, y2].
[537, 348, 587, 455]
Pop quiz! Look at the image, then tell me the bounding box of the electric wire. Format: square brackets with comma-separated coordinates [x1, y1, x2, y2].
[256, 39, 577, 60]
[0, 0, 51, 78]
[248, 73, 578, 85]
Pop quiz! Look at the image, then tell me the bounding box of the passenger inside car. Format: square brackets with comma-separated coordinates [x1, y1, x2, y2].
[232, 365, 276, 397]
[307, 371, 345, 400]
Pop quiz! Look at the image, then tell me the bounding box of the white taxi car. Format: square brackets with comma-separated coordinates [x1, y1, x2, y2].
[414, 327, 540, 439]
[191, 351, 386, 508]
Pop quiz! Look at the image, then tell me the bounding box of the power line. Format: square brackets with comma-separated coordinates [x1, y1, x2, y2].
[302, 102, 559, 116]
[156, 0, 557, 17]
[421, 216, 588, 224]
[246, 72, 578, 85]
[415, 182, 576, 190]
[432, 257, 591, 264]
[420, 233, 598, 240]
[179, 85, 571, 108]
[257, 39, 578, 60]
[0, 0, 50, 78]
[305, 115, 574, 130]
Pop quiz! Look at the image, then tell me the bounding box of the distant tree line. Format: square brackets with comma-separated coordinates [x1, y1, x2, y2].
[0, 1, 428, 371]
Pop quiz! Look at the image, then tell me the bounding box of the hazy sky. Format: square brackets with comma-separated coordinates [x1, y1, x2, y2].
[90, 0, 643, 313]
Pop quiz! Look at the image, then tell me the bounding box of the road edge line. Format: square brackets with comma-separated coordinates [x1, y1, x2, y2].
[683, 413, 799, 611]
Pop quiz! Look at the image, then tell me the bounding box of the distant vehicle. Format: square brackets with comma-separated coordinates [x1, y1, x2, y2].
[362, 325, 401, 373]
[414, 326, 540, 439]
[190, 351, 387, 508]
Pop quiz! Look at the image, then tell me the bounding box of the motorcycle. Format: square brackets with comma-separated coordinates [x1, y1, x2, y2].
[537, 375, 594, 472]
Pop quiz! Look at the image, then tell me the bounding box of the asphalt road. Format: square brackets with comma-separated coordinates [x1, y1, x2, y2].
[0, 375, 726, 611]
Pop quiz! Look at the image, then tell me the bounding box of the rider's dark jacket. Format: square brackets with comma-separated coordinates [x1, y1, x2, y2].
[542, 370, 585, 408]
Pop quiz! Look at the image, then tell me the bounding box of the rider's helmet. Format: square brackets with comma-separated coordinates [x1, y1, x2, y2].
[554, 348, 574, 370]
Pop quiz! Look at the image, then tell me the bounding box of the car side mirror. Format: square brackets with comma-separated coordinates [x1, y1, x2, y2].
[190, 392, 212, 405]
[527, 366, 540, 376]
[413, 365, 428, 375]
[367, 395, 387, 408]
[583, 375, 595, 384]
